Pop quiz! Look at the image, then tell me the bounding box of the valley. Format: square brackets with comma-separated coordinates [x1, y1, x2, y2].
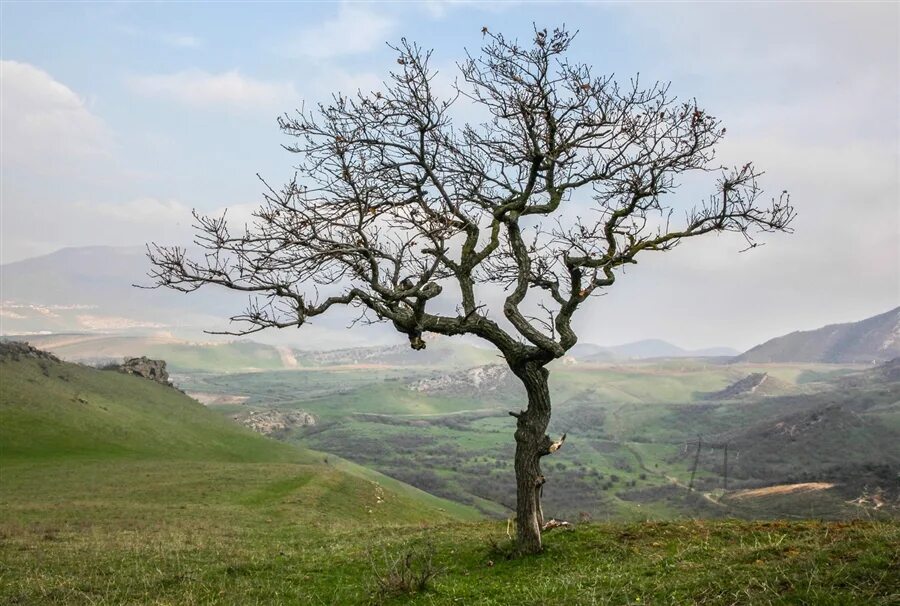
[174, 354, 898, 522]
[14, 325, 896, 524]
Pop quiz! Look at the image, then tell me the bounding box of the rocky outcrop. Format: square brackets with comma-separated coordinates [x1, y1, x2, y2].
[235, 410, 316, 435]
[119, 356, 171, 386]
[0, 341, 60, 363]
[407, 364, 523, 397]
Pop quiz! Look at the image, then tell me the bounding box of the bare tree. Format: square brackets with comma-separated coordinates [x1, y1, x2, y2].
[146, 27, 794, 554]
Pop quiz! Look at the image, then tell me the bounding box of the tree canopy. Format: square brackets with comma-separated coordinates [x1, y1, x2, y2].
[147, 26, 794, 553]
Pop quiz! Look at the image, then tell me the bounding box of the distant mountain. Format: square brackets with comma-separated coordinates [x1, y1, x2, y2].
[737, 307, 900, 364]
[569, 339, 738, 362]
[0, 246, 397, 348]
[0, 246, 240, 334]
[567, 343, 618, 362]
[2, 246, 744, 358]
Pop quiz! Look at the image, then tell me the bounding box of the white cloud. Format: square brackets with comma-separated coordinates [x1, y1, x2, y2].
[285, 5, 395, 58]
[129, 70, 296, 110]
[417, 0, 519, 20]
[1, 186, 262, 262]
[0, 60, 113, 174]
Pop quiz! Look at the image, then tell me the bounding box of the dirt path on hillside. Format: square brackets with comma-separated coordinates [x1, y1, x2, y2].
[728, 483, 835, 500]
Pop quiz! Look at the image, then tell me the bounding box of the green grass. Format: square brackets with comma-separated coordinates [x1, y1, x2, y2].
[0, 353, 479, 523]
[2, 474, 897, 606]
[0, 355, 301, 462]
[1, 353, 898, 603]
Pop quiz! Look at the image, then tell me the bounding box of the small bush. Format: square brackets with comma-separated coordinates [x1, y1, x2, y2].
[368, 542, 443, 602]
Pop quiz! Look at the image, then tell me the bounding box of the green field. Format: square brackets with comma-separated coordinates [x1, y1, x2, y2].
[3, 464, 898, 602]
[2, 348, 899, 603]
[2, 459, 898, 604]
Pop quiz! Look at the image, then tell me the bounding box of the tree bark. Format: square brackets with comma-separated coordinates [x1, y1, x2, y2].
[511, 362, 554, 554]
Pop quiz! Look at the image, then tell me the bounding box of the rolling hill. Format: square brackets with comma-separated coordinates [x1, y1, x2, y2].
[0, 341, 478, 522]
[674, 359, 900, 506]
[1, 347, 897, 604]
[737, 307, 900, 363]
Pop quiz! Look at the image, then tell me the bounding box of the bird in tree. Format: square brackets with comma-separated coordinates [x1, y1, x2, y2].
[146, 26, 794, 554]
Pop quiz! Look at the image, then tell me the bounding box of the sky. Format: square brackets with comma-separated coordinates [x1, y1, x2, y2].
[1, 1, 898, 351]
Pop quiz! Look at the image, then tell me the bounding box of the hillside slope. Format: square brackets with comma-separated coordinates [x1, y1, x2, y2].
[737, 307, 900, 363]
[0, 343, 479, 523]
[677, 359, 900, 505]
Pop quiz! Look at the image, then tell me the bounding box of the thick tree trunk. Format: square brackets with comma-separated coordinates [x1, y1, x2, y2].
[511, 362, 554, 554]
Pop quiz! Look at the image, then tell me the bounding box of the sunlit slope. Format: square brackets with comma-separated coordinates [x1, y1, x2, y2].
[0, 352, 299, 461]
[10, 333, 289, 372]
[0, 352, 480, 523]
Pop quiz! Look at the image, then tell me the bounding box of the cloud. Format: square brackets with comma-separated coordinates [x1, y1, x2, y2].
[1, 186, 261, 263]
[128, 70, 296, 110]
[0, 60, 113, 174]
[285, 5, 395, 58]
[557, 2, 899, 350]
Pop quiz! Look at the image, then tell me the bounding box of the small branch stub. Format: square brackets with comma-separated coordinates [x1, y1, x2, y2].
[548, 433, 567, 454]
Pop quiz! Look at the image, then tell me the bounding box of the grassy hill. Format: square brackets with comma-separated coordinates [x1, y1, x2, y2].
[1, 345, 898, 603]
[0, 344, 478, 528]
[174, 355, 899, 522]
[0, 345, 297, 461]
[176, 359, 900, 520]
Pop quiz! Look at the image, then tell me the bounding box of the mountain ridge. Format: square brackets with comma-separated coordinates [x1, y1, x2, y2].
[737, 307, 900, 364]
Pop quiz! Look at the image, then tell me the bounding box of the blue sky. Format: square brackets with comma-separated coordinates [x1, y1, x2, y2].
[1, 1, 898, 349]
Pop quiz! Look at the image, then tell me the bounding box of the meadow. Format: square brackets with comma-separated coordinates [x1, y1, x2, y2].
[3, 459, 897, 604]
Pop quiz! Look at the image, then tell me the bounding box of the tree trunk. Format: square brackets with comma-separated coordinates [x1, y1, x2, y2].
[511, 362, 554, 554]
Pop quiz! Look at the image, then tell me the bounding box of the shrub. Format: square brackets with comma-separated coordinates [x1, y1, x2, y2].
[368, 542, 443, 602]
